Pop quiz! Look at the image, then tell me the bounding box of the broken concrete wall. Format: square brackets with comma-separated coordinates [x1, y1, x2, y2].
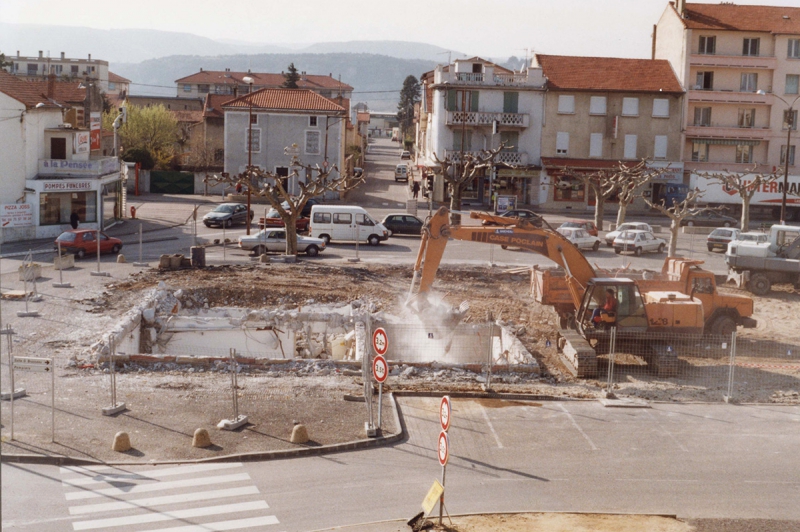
[378, 323, 494, 364]
[495, 321, 537, 366]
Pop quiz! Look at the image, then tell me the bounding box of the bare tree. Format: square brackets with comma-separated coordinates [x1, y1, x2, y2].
[432, 144, 506, 225]
[695, 167, 778, 231]
[641, 188, 712, 256]
[205, 144, 364, 256]
[610, 160, 669, 227]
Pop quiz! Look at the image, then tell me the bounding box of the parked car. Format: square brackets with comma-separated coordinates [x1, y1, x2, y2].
[560, 220, 599, 236]
[381, 213, 424, 236]
[202, 203, 254, 228]
[395, 164, 409, 182]
[309, 205, 390, 245]
[707, 228, 741, 252]
[737, 231, 769, 244]
[604, 222, 654, 247]
[54, 230, 123, 259]
[400, 150, 411, 160]
[613, 230, 666, 256]
[275, 198, 321, 218]
[556, 227, 602, 251]
[482, 209, 544, 228]
[258, 209, 310, 232]
[680, 210, 738, 227]
[238, 229, 325, 257]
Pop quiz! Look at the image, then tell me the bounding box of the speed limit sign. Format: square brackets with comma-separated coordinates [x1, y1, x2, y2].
[372, 327, 388, 356]
[373, 355, 388, 383]
[438, 431, 449, 466]
[439, 396, 451, 432]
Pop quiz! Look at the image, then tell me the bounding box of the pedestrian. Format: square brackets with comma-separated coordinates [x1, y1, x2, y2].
[70, 211, 79, 230]
[235, 182, 243, 194]
[412, 180, 420, 200]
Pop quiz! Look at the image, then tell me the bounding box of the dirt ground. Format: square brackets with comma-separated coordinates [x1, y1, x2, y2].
[425, 513, 693, 532]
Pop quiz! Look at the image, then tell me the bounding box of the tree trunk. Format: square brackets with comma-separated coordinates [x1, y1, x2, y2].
[285, 216, 299, 256]
[616, 200, 629, 228]
[668, 218, 680, 256]
[593, 193, 605, 232]
[449, 184, 462, 226]
[740, 195, 751, 232]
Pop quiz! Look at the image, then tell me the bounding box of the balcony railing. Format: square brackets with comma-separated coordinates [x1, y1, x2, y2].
[446, 111, 529, 127]
[38, 157, 120, 178]
[690, 53, 776, 70]
[455, 72, 484, 83]
[687, 89, 770, 104]
[685, 125, 771, 140]
[493, 73, 529, 84]
[445, 150, 529, 166]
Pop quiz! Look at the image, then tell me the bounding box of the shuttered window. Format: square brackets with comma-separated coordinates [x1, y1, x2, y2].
[589, 96, 606, 115]
[654, 136, 668, 159]
[652, 99, 669, 117]
[558, 95, 575, 114]
[556, 132, 569, 155]
[624, 134, 637, 159]
[589, 133, 603, 157]
[622, 98, 639, 116]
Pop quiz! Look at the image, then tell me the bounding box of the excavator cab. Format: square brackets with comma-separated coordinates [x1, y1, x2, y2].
[577, 279, 648, 333]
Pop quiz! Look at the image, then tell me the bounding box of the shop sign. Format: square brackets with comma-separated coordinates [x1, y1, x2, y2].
[40, 158, 119, 176]
[42, 181, 93, 191]
[1, 204, 34, 228]
[497, 169, 538, 178]
[647, 161, 684, 181]
[90, 112, 101, 151]
[75, 131, 90, 154]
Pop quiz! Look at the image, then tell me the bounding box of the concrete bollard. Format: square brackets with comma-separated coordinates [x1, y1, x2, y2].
[259, 254, 270, 264]
[192, 428, 212, 448]
[159, 254, 171, 269]
[290, 424, 309, 444]
[112, 431, 131, 452]
[116, 254, 126, 263]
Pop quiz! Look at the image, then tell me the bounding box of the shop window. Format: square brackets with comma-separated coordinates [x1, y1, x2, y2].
[554, 176, 585, 202]
[39, 191, 97, 226]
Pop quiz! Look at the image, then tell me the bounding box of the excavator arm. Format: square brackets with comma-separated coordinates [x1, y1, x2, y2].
[408, 207, 597, 311]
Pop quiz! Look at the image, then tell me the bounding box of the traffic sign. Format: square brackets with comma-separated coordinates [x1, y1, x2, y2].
[373, 355, 388, 383]
[13, 357, 52, 372]
[438, 431, 449, 466]
[372, 327, 388, 356]
[439, 395, 451, 432]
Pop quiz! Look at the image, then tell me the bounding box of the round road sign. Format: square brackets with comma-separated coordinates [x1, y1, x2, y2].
[440, 396, 451, 432]
[373, 355, 388, 383]
[372, 327, 388, 356]
[438, 431, 449, 466]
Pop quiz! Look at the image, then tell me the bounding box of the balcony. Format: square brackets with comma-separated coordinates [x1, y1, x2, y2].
[690, 53, 776, 70]
[687, 89, 771, 105]
[38, 157, 120, 178]
[435, 66, 545, 88]
[445, 150, 529, 166]
[445, 111, 529, 128]
[685, 125, 771, 141]
[684, 161, 773, 174]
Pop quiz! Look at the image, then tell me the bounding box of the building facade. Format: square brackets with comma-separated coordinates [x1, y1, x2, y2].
[421, 57, 546, 207]
[222, 89, 346, 196]
[5, 50, 124, 93]
[655, 1, 800, 219]
[534, 54, 685, 215]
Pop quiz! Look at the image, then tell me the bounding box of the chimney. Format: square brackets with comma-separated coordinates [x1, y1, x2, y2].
[88, 53, 91, 61]
[676, 0, 686, 16]
[47, 73, 56, 99]
[200, 67, 203, 72]
[16, 50, 20, 58]
[60, 51, 65, 59]
[39, 50, 43, 59]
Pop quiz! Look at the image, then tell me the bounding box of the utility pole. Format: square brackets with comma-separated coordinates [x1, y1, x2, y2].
[244, 76, 254, 235]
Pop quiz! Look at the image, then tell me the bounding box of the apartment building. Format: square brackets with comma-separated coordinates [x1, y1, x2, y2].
[655, 1, 800, 217]
[420, 57, 546, 206]
[5, 51, 121, 93]
[535, 54, 685, 214]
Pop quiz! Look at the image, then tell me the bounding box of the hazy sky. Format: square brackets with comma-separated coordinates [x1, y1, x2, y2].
[6, 0, 799, 58]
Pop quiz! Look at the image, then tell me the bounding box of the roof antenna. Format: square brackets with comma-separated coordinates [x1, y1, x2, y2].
[436, 51, 452, 65]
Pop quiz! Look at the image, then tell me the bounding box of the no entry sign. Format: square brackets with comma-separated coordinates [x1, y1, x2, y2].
[372, 327, 388, 356]
[438, 431, 449, 466]
[439, 395, 451, 432]
[373, 354, 388, 383]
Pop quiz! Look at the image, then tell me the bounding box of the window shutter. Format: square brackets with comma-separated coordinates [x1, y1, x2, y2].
[447, 90, 456, 111]
[653, 99, 669, 117]
[558, 95, 575, 114]
[624, 134, 637, 159]
[589, 96, 606, 115]
[590, 133, 603, 157]
[503, 92, 519, 113]
[556, 132, 569, 154]
[470, 91, 479, 112]
[654, 136, 668, 159]
[622, 98, 639, 116]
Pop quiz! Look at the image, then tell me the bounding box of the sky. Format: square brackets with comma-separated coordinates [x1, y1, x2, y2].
[6, 0, 800, 60]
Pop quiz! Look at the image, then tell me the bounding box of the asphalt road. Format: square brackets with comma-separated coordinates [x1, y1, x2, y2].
[3, 399, 799, 531]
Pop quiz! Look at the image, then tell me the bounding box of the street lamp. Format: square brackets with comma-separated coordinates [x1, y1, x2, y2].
[243, 76, 254, 235]
[760, 90, 800, 224]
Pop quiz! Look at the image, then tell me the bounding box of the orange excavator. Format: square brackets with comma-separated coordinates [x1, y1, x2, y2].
[408, 207, 756, 377]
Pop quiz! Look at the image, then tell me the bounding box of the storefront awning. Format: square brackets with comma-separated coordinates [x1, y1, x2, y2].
[688, 138, 761, 146]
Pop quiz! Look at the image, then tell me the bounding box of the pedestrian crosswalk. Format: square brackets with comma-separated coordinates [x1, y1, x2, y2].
[59, 462, 281, 531]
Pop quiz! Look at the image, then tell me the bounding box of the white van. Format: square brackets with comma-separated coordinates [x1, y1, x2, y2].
[394, 164, 409, 182]
[309, 205, 390, 246]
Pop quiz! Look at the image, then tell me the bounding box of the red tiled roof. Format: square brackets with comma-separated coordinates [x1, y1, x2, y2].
[535, 54, 683, 94]
[175, 70, 353, 91]
[356, 111, 370, 123]
[0, 70, 84, 108]
[108, 72, 130, 83]
[222, 88, 345, 113]
[203, 93, 235, 119]
[680, 3, 800, 34]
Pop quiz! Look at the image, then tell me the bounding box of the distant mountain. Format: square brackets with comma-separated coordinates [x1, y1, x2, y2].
[113, 53, 439, 112]
[0, 23, 464, 64]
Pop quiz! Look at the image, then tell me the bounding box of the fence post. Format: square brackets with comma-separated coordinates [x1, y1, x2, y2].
[724, 330, 737, 404]
[485, 312, 494, 391]
[606, 327, 617, 396]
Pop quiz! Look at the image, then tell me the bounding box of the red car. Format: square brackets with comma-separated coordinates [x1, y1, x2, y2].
[559, 220, 599, 237]
[54, 230, 123, 259]
[258, 209, 310, 232]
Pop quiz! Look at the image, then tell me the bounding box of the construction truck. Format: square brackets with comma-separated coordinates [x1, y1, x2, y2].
[725, 224, 800, 295]
[408, 207, 757, 378]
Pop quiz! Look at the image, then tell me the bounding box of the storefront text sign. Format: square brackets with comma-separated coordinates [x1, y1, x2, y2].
[75, 131, 90, 154]
[1, 204, 34, 228]
[647, 161, 684, 181]
[43, 181, 93, 191]
[39, 158, 119, 177]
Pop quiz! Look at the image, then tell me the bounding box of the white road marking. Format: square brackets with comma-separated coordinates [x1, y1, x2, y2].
[615, 478, 699, 482]
[72, 500, 269, 530]
[142, 515, 280, 532]
[68, 486, 260, 515]
[479, 403, 503, 448]
[645, 410, 688, 452]
[63, 463, 244, 487]
[558, 403, 598, 451]
[65, 473, 251, 500]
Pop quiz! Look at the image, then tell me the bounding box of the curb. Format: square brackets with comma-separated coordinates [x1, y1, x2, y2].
[0, 392, 405, 467]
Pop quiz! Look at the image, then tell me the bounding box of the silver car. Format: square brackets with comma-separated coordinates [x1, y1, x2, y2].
[604, 222, 654, 246]
[238, 229, 326, 257]
[613, 230, 666, 256]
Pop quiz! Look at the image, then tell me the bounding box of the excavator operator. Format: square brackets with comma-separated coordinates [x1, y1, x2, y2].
[591, 289, 618, 325]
